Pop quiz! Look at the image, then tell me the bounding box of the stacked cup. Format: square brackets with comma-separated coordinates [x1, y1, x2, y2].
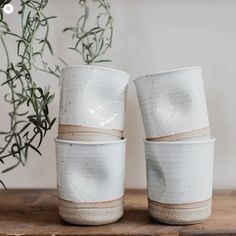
[134, 66, 216, 225]
[56, 65, 129, 225]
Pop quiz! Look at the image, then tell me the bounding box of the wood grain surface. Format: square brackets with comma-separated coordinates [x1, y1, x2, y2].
[0, 189, 235, 236]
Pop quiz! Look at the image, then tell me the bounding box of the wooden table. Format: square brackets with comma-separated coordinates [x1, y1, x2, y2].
[0, 190, 236, 236]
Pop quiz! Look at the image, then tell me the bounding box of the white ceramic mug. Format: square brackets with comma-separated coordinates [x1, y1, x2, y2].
[59, 65, 129, 141]
[134, 66, 210, 141]
[55, 138, 126, 225]
[144, 138, 215, 225]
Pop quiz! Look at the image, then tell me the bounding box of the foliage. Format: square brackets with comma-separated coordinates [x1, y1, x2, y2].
[0, 0, 63, 187]
[63, 0, 113, 64]
[0, 0, 113, 189]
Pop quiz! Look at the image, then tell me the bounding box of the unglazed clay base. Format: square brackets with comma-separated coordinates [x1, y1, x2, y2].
[147, 127, 211, 142]
[58, 124, 122, 141]
[58, 197, 124, 225]
[148, 198, 212, 225]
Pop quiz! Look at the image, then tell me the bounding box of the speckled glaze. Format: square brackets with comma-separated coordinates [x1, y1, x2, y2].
[59, 65, 129, 141]
[134, 66, 210, 140]
[55, 138, 126, 225]
[144, 138, 215, 224]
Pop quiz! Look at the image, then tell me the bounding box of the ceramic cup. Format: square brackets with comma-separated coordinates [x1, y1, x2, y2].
[144, 138, 215, 225]
[134, 66, 210, 141]
[55, 138, 126, 225]
[59, 65, 129, 141]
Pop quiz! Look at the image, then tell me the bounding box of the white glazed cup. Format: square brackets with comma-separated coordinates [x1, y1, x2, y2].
[134, 66, 210, 141]
[144, 138, 215, 225]
[55, 138, 126, 225]
[59, 65, 129, 141]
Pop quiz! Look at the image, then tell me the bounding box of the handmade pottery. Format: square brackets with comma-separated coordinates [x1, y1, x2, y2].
[55, 138, 126, 225]
[144, 138, 215, 225]
[134, 66, 210, 141]
[59, 65, 129, 141]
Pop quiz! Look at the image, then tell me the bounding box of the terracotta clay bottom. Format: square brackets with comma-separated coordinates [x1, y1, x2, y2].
[58, 197, 124, 225]
[58, 124, 122, 141]
[148, 198, 212, 225]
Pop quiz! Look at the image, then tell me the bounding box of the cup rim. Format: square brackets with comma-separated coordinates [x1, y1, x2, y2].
[144, 137, 215, 145]
[55, 137, 127, 145]
[134, 66, 202, 83]
[62, 65, 130, 78]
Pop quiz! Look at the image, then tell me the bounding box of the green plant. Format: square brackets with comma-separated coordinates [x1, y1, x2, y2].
[0, 0, 112, 189]
[0, 0, 64, 188]
[63, 0, 113, 64]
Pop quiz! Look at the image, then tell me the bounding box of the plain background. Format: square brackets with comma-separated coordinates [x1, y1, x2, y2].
[0, 0, 236, 189]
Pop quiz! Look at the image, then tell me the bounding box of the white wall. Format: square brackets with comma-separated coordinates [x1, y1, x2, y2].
[1, 0, 236, 189]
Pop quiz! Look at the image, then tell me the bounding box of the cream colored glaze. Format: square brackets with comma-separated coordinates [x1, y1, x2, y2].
[134, 66, 210, 140]
[145, 138, 215, 204]
[59, 65, 129, 131]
